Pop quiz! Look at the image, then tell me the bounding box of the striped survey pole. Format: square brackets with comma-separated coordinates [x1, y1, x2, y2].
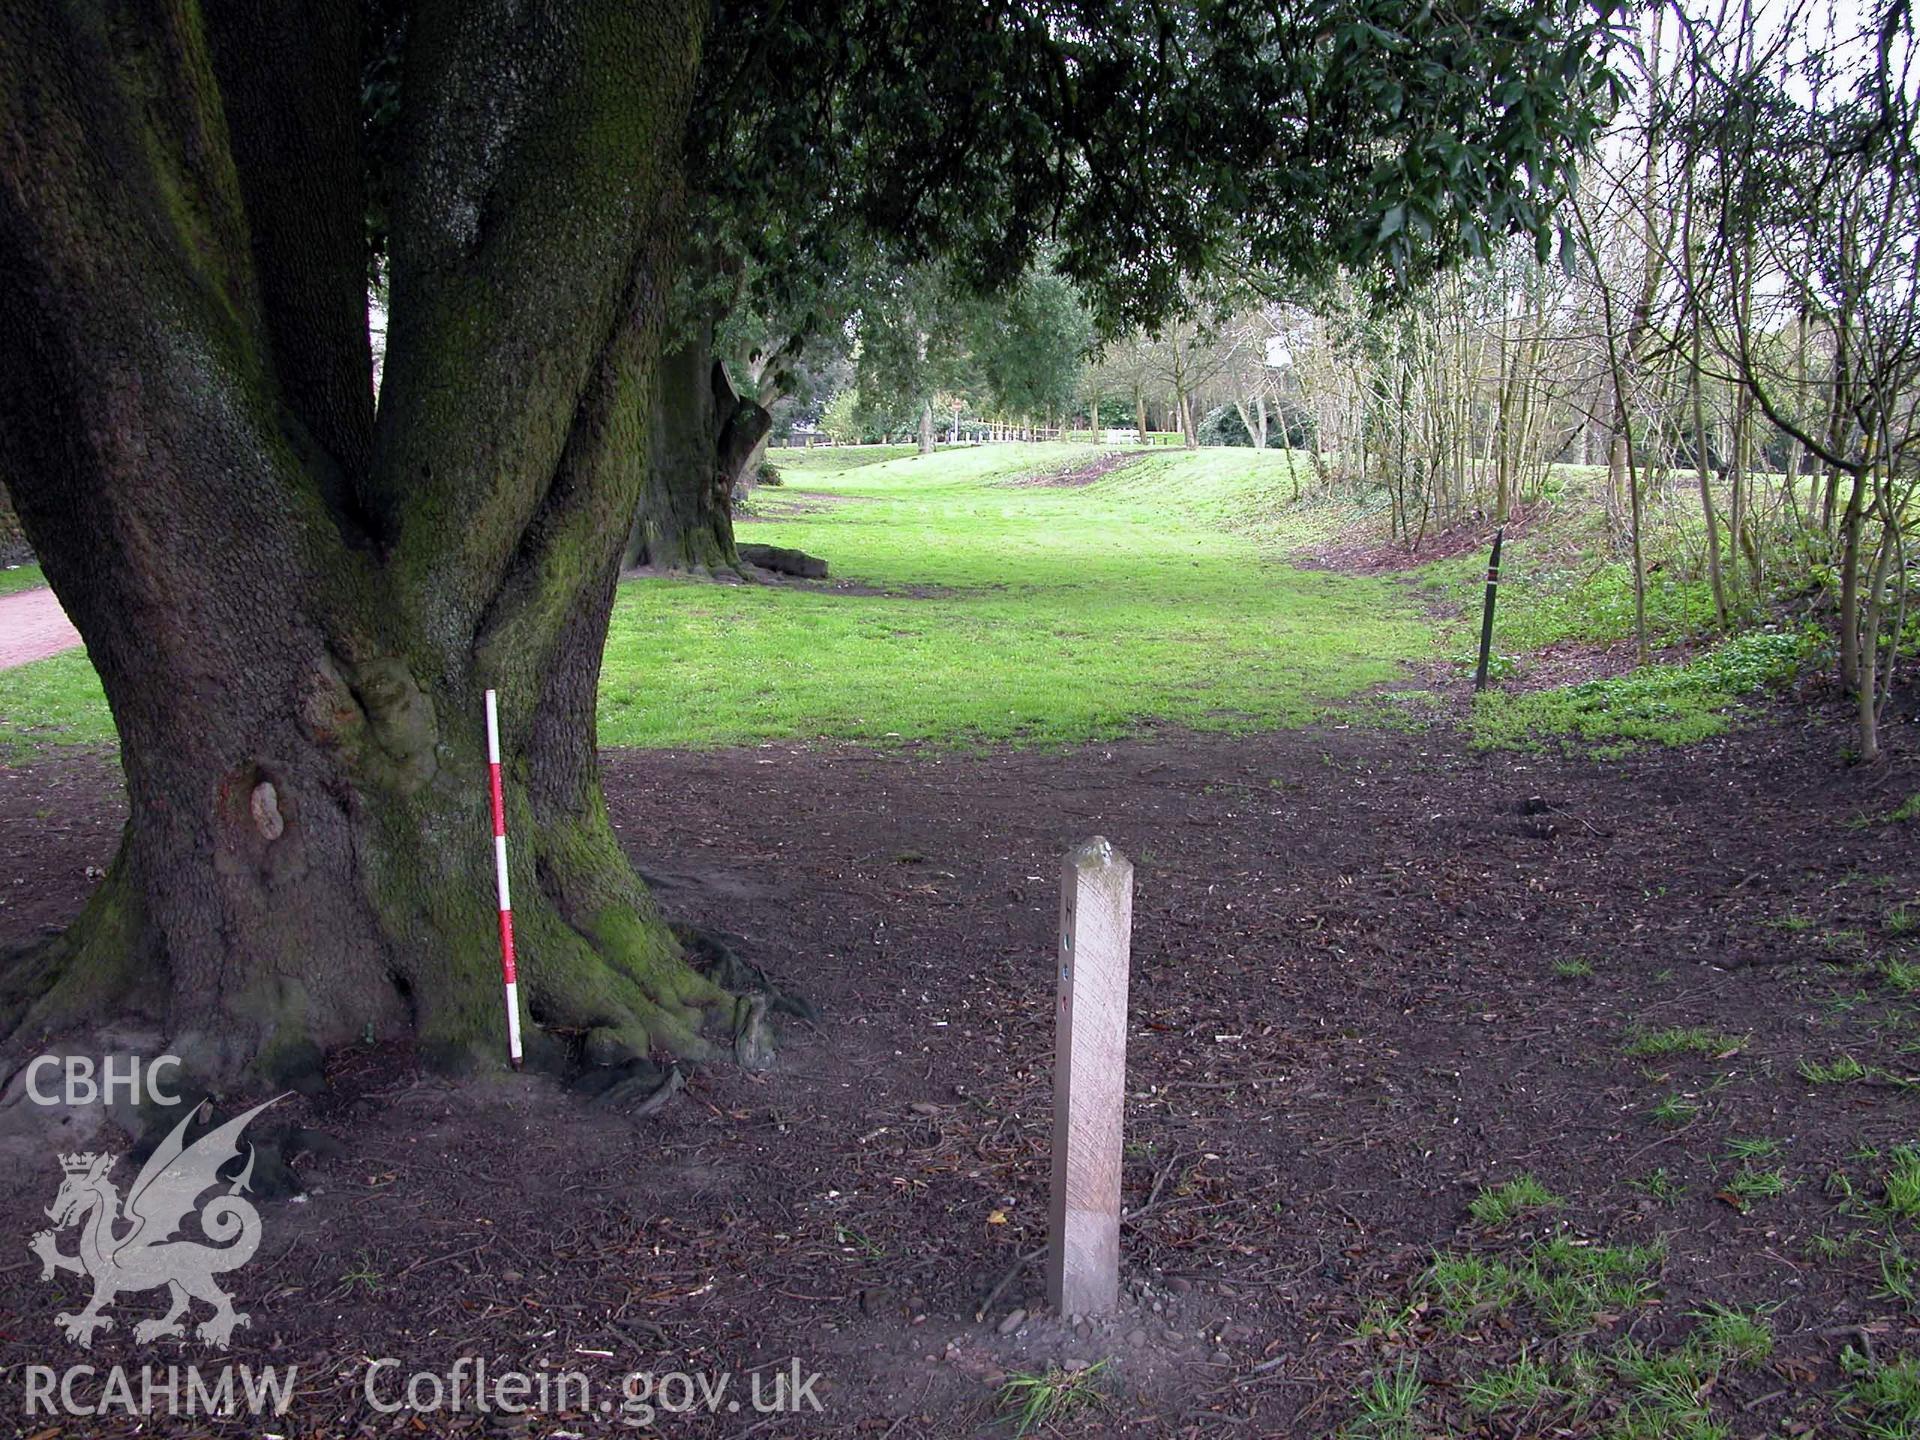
[483, 689, 523, 1070]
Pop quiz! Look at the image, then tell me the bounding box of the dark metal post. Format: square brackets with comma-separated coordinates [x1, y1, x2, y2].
[1474, 528, 1504, 692]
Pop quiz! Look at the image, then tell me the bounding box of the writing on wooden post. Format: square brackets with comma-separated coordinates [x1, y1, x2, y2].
[1047, 836, 1133, 1316]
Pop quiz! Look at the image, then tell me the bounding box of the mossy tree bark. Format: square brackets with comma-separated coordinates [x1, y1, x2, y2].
[0, 0, 733, 1085]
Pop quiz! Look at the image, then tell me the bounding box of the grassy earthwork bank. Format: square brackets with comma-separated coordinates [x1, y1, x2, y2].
[601, 444, 1433, 748]
[0, 444, 1828, 756]
[0, 445, 1443, 754]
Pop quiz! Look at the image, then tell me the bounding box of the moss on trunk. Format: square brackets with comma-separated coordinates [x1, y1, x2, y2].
[2, 664, 736, 1087]
[0, 0, 738, 1089]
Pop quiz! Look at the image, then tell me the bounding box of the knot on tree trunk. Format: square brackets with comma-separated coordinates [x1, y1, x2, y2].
[215, 764, 307, 884]
[250, 782, 285, 840]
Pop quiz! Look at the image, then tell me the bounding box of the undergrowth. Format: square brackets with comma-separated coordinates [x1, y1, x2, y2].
[1469, 629, 1817, 753]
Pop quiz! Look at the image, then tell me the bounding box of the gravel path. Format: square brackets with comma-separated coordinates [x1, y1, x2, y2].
[0, 585, 81, 669]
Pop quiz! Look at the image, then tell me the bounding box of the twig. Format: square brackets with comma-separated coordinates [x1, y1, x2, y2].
[1122, 1157, 1184, 1228]
[974, 1245, 1044, 1323]
[395, 1241, 490, 1282]
[1621, 1115, 1703, 1167]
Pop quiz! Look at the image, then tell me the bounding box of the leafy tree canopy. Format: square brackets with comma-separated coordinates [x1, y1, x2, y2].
[653, 0, 1625, 338]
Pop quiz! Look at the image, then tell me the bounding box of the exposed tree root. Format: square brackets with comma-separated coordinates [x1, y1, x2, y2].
[1, 829, 816, 1116]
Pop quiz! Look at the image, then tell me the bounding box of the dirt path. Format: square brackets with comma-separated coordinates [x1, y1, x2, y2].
[1, 713, 1918, 1435]
[0, 585, 80, 668]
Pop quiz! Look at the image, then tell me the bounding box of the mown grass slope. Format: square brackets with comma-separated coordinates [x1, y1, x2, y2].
[0, 562, 45, 597]
[600, 444, 1433, 747]
[0, 445, 1442, 753]
[3, 444, 1826, 757]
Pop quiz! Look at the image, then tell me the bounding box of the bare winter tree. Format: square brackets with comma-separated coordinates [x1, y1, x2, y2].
[1667, 0, 1920, 760]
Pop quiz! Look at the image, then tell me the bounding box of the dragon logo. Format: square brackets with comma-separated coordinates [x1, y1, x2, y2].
[29, 1097, 281, 1350]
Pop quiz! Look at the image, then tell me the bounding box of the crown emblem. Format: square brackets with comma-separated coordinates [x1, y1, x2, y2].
[58, 1152, 104, 1175]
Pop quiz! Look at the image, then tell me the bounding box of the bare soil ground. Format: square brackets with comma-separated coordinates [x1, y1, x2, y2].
[745, 490, 888, 518]
[2, 711, 1919, 1437]
[1500, 636, 1708, 693]
[1000, 453, 1145, 488]
[1291, 502, 1549, 575]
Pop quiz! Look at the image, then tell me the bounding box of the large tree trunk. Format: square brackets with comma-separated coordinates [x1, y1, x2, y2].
[625, 336, 768, 576]
[0, 0, 743, 1087]
[733, 381, 780, 501]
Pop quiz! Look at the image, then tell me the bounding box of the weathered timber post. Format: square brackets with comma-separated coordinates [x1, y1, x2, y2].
[1048, 836, 1134, 1316]
[1474, 527, 1505, 692]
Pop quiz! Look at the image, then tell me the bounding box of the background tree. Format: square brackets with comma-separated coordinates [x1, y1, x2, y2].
[967, 272, 1095, 435]
[1663, 0, 1920, 760]
[847, 266, 958, 450]
[1086, 337, 1163, 442]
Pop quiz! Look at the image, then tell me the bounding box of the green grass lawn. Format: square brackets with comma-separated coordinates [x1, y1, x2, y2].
[758, 443, 921, 473]
[0, 561, 45, 596]
[0, 445, 1832, 757]
[602, 445, 1433, 747]
[0, 650, 114, 749]
[0, 445, 1438, 753]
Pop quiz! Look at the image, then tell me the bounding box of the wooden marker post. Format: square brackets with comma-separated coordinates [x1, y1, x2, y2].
[1474, 527, 1505, 692]
[1048, 837, 1134, 1316]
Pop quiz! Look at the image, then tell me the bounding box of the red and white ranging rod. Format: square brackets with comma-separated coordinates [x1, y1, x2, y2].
[484, 689, 523, 1070]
